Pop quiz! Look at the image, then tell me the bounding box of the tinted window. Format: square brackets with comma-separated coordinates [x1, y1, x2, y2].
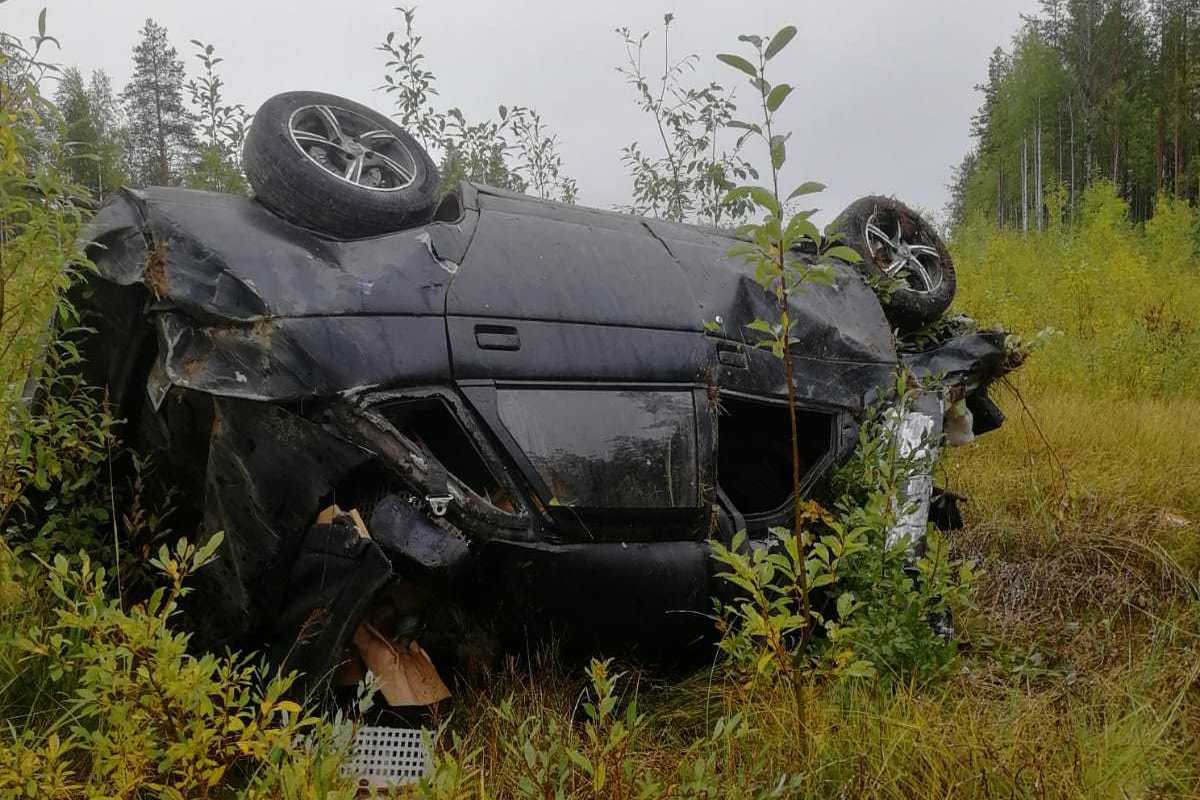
[497, 389, 698, 509]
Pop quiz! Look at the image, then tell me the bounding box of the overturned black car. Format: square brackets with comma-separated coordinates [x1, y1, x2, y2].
[71, 91, 1017, 689]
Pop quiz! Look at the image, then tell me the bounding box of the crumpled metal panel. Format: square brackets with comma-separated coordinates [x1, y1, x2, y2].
[84, 186, 456, 321]
[901, 330, 1012, 390]
[82, 187, 455, 401]
[155, 312, 450, 402]
[191, 397, 372, 647]
[641, 218, 897, 366]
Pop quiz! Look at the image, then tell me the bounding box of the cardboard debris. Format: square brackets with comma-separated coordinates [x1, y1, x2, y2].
[352, 622, 450, 707]
[316, 504, 370, 538]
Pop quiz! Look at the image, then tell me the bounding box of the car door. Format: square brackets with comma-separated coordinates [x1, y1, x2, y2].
[458, 381, 712, 542]
[496, 383, 711, 540]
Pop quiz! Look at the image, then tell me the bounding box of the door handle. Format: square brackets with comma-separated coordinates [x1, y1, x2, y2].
[475, 324, 521, 351]
[716, 342, 748, 369]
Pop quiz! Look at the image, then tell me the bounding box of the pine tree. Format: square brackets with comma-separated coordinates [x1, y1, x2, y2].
[55, 67, 126, 200]
[89, 70, 129, 198]
[121, 19, 195, 186]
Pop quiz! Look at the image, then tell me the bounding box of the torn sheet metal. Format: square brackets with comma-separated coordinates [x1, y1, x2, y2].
[901, 330, 1013, 391]
[191, 398, 373, 648]
[154, 310, 450, 401]
[272, 507, 393, 690]
[884, 391, 943, 549]
[369, 496, 469, 580]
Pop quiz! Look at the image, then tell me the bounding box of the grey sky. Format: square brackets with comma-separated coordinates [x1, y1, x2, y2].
[4, 0, 1038, 223]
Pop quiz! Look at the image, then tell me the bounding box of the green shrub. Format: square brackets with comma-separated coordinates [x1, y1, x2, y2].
[1145, 191, 1198, 273]
[711, 377, 972, 686]
[0, 537, 356, 799]
[951, 187, 1200, 400]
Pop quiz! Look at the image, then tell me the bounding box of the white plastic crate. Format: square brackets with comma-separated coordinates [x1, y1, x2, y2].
[341, 725, 430, 789]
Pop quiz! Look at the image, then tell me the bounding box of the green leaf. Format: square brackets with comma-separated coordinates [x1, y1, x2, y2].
[38, 7, 46, 37]
[726, 242, 760, 260]
[770, 135, 787, 170]
[785, 215, 821, 245]
[836, 591, 857, 620]
[788, 181, 826, 200]
[811, 573, 837, 588]
[745, 320, 774, 337]
[764, 26, 797, 60]
[804, 265, 837, 286]
[747, 186, 781, 216]
[823, 245, 862, 263]
[723, 186, 752, 207]
[766, 84, 793, 112]
[717, 53, 758, 77]
[568, 749, 593, 774]
[842, 659, 877, 679]
[726, 120, 762, 135]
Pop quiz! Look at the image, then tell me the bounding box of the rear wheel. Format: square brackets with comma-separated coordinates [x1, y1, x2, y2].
[829, 196, 956, 330]
[243, 90, 439, 238]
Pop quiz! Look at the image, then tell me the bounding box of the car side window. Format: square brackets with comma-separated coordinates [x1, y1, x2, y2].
[496, 388, 698, 509]
[716, 394, 837, 517]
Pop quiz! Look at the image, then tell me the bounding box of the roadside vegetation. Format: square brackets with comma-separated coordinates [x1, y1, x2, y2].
[2, 3, 1198, 798]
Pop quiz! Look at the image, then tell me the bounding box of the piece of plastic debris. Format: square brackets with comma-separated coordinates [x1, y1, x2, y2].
[884, 392, 943, 549]
[944, 398, 975, 447]
[341, 725, 429, 788]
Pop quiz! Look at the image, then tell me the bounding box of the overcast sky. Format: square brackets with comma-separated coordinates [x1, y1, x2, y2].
[3, 0, 1039, 223]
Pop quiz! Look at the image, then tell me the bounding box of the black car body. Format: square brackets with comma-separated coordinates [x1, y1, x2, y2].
[75, 179, 1014, 673]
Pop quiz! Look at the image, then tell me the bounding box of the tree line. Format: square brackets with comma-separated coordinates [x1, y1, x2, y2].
[48, 18, 246, 200]
[948, 0, 1200, 230]
[39, 11, 583, 206]
[34, 9, 594, 209]
[26, 7, 768, 227]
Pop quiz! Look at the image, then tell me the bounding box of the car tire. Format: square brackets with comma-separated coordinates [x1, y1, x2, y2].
[829, 195, 956, 330]
[243, 90, 440, 238]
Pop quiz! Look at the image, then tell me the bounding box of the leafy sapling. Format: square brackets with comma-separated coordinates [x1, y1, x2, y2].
[715, 26, 861, 646]
[617, 14, 756, 225]
[185, 40, 249, 193]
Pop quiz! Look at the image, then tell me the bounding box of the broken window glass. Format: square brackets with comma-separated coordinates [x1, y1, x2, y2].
[496, 388, 698, 509]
